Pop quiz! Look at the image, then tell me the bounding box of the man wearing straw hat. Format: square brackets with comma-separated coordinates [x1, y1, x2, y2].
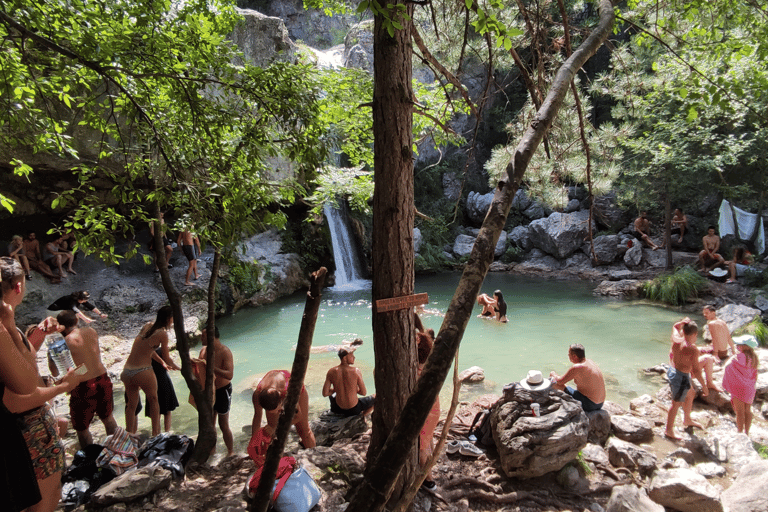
[550, 344, 606, 412]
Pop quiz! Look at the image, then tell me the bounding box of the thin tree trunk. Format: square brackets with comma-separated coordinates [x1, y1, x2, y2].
[664, 190, 673, 270]
[346, 2, 617, 511]
[250, 268, 327, 512]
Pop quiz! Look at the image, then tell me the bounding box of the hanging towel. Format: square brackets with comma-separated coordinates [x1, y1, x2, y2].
[722, 353, 758, 404]
[718, 199, 765, 255]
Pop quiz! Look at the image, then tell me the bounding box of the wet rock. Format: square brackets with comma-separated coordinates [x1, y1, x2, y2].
[610, 414, 653, 443]
[721, 460, 768, 512]
[606, 484, 664, 512]
[623, 241, 642, 267]
[458, 366, 485, 384]
[528, 211, 595, 259]
[91, 465, 173, 506]
[492, 386, 589, 478]
[593, 280, 642, 298]
[582, 235, 619, 266]
[309, 410, 369, 447]
[606, 437, 657, 475]
[586, 409, 611, 445]
[648, 468, 723, 512]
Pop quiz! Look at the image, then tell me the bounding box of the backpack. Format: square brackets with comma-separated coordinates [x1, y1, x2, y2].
[468, 408, 494, 448]
[246, 428, 296, 499]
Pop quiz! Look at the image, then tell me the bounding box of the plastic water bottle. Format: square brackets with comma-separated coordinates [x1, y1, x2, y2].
[46, 334, 75, 375]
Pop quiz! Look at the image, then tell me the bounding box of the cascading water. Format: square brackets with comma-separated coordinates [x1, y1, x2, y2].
[324, 202, 369, 290]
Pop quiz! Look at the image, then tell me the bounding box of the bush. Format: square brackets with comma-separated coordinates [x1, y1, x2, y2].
[742, 266, 768, 289]
[642, 266, 707, 306]
[227, 260, 263, 297]
[501, 245, 524, 264]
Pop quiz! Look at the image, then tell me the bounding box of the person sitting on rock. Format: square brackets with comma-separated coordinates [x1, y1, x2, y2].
[322, 342, 374, 418]
[671, 208, 688, 244]
[725, 247, 753, 284]
[550, 343, 605, 412]
[697, 226, 725, 272]
[632, 211, 659, 250]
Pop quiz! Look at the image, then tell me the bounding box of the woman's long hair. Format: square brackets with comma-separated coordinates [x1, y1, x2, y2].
[742, 345, 759, 370]
[493, 290, 507, 317]
[145, 305, 173, 338]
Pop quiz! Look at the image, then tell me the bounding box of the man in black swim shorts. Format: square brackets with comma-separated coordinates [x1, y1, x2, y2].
[195, 326, 234, 456]
[322, 345, 375, 417]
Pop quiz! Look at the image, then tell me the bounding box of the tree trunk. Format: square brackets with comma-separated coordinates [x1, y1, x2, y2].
[664, 190, 673, 270]
[362, 1, 419, 508]
[250, 268, 327, 512]
[346, 2, 617, 511]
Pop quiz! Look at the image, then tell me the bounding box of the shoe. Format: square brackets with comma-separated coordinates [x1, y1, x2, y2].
[458, 441, 484, 458]
[25, 274, 31, 280]
[445, 440, 460, 454]
[421, 480, 436, 490]
[726, 279, 736, 284]
[167, 263, 174, 269]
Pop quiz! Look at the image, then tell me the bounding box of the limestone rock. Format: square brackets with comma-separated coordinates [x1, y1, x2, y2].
[716, 304, 761, 333]
[642, 248, 669, 268]
[458, 366, 485, 384]
[494, 231, 508, 258]
[91, 466, 173, 506]
[606, 437, 657, 475]
[413, 227, 422, 254]
[452, 234, 475, 258]
[466, 191, 494, 225]
[606, 484, 664, 512]
[608, 269, 634, 281]
[230, 9, 298, 68]
[309, 410, 369, 448]
[754, 294, 768, 312]
[721, 460, 768, 512]
[442, 172, 462, 201]
[523, 201, 548, 220]
[511, 188, 532, 211]
[493, 386, 589, 478]
[343, 21, 374, 73]
[593, 192, 627, 231]
[586, 409, 611, 446]
[509, 225, 532, 251]
[648, 468, 723, 512]
[565, 198, 580, 213]
[694, 462, 726, 478]
[581, 443, 609, 466]
[528, 211, 595, 259]
[593, 280, 642, 298]
[623, 241, 642, 267]
[610, 414, 653, 443]
[757, 372, 768, 402]
[668, 448, 695, 465]
[710, 432, 761, 470]
[582, 235, 619, 266]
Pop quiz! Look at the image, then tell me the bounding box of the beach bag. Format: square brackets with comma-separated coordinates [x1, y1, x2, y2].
[96, 427, 139, 475]
[468, 408, 494, 448]
[246, 427, 296, 498]
[137, 433, 195, 479]
[272, 466, 322, 512]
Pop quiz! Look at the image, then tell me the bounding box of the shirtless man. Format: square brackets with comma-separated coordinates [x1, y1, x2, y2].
[22, 232, 61, 283]
[177, 229, 201, 286]
[193, 326, 234, 456]
[697, 226, 725, 272]
[44, 236, 76, 277]
[633, 211, 659, 250]
[251, 369, 316, 448]
[7, 235, 32, 280]
[550, 344, 606, 411]
[665, 318, 708, 440]
[671, 208, 688, 243]
[322, 343, 375, 417]
[55, 310, 118, 448]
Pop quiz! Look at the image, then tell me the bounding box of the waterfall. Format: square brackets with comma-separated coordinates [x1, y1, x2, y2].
[324, 202, 368, 290]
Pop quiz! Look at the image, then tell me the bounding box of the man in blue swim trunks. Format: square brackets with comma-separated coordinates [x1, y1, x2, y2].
[550, 344, 605, 412]
[665, 318, 708, 440]
[322, 344, 375, 417]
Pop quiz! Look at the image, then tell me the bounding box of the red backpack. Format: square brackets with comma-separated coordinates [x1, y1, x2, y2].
[247, 427, 296, 500]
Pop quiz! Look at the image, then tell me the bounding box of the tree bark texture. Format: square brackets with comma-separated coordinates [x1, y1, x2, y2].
[362, 1, 419, 508]
[250, 268, 327, 512]
[347, 2, 617, 511]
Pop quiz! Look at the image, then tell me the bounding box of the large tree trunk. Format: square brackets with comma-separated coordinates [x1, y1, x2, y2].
[365, 0, 418, 508]
[346, 2, 617, 510]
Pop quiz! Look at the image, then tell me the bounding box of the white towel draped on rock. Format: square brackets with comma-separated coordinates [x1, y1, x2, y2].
[718, 199, 765, 255]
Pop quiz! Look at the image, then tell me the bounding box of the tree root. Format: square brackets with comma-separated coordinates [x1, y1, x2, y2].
[443, 477, 501, 493]
[443, 489, 531, 504]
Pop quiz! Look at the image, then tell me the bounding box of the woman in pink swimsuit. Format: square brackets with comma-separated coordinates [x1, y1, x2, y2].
[722, 336, 759, 435]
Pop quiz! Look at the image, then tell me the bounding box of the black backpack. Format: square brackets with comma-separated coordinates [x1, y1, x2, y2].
[468, 408, 494, 448]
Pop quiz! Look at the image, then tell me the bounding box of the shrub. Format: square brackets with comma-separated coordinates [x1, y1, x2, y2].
[642, 266, 707, 306]
[742, 266, 768, 289]
[501, 245, 524, 264]
[227, 260, 263, 297]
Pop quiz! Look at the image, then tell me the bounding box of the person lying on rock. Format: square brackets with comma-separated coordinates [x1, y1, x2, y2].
[550, 343, 605, 412]
[322, 342, 375, 418]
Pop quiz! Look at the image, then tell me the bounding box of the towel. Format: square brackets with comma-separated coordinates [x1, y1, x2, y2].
[722, 353, 758, 404]
[719, 199, 765, 255]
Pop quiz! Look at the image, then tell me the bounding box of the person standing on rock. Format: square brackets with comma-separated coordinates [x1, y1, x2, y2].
[55, 310, 118, 448]
[550, 343, 605, 411]
[722, 336, 759, 435]
[322, 341, 375, 417]
[177, 229, 201, 287]
[192, 325, 234, 456]
[665, 318, 708, 440]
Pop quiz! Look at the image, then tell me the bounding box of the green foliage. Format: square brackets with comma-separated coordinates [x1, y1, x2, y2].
[755, 442, 768, 460]
[642, 266, 707, 306]
[500, 245, 524, 264]
[741, 317, 768, 348]
[227, 259, 263, 298]
[742, 267, 768, 289]
[415, 242, 451, 273]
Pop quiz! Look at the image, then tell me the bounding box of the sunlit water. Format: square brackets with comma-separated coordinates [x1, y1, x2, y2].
[120, 273, 692, 455]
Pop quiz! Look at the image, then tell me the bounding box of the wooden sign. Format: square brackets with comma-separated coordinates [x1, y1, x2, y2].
[375, 293, 429, 313]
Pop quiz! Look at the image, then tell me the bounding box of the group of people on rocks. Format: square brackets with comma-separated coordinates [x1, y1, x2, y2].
[6, 232, 78, 284]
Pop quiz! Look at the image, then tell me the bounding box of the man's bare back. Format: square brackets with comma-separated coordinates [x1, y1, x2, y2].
[323, 363, 364, 410]
[671, 340, 699, 374]
[569, 360, 606, 404]
[66, 325, 107, 380]
[199, 341, 233, 389]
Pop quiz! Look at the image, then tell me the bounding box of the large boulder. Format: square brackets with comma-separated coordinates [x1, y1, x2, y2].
[623, 241, 643, 267]
[413, 227, 422, 254]
[90, 465, 173, 506]
[721, 460, 768, 512]
[593, 192, 627, 231]
[586, 409, 611, 445]
[466, 191, 494, 225]
[610, 414, 653, 443]
[716, 304, 761, 333]
[648, 468, 723, 512]
[528, 211, 595, 259]
[606, 437, 657, 475]
[494, 231, 508, 258]
[511, 188, 532, 211]
[509, 225, 532, 251]
[582, 235, 619, 265]
[492, 386, 589, 478]
[309, 410, 369, 447]
[606, 484, 665, 512]
[230, 9, 298, 67]
[593, 280, 643, 298]
[452, 234, 475, 258]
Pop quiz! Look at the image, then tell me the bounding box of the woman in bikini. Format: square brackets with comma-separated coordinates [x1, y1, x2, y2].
[121, 306, 172, 436]
[493, 290, 508, 323]
[251, 369, 316, 448]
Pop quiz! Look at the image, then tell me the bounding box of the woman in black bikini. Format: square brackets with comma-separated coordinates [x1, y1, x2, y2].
[121, 306, 172, 436]
[493, 290, 508, 323]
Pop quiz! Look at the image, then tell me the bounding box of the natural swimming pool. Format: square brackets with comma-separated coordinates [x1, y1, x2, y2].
[126, 272, 691, 454]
